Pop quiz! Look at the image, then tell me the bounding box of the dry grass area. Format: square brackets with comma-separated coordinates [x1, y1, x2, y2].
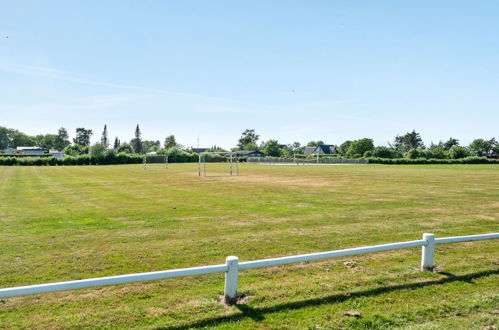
[0, 163, 498, 329]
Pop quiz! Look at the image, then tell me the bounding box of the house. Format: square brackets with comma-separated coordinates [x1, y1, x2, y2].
[3, 148, 15, 154]
[304, 144, 338, 155]
[49, 149, 65, 158]
[227, 150, 264, 157]
[17, 146, 46, 155]
[191, 147, 209, 154]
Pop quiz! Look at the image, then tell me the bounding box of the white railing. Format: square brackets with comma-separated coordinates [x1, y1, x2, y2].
[0, 232, 497, 304]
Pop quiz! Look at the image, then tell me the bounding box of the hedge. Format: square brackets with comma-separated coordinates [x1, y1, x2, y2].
[366, 156, 499, 164]
[0, 154, 497, 166]
[0, 152, 235, 166]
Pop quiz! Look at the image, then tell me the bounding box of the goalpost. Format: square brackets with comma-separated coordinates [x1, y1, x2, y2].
[142, 154, 169, 170]
[198, 152, 238, 177]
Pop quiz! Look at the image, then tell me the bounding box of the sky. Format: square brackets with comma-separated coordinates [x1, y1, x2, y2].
[1, 1, 499, 149]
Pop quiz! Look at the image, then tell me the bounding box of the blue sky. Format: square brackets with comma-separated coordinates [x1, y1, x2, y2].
[1, 1, 498, 149]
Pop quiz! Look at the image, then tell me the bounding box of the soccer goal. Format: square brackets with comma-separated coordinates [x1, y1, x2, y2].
[142, 154, 169, 170]
[198, 152, 238, 177]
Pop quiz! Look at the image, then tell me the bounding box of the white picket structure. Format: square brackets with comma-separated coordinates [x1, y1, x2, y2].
[0, 232, 497, 303]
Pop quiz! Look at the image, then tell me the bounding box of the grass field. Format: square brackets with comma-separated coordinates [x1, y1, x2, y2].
[0, 163, 498, 329]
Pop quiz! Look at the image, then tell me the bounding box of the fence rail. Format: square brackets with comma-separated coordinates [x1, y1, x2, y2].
[0, 232, 497, 304]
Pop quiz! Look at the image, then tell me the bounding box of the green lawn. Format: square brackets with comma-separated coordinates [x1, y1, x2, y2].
[0, 164, 498, 329]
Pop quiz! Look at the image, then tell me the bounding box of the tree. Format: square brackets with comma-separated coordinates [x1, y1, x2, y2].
[101, 124, 109, 149]
[0, 126, 9, 149]
[449, 146, 470, 159]
[9, 130, 35, 148]
[63, 144, 89, 156]
[262, 140, 281, 156]
[73, 128, 93, 146]
[443, 137, 459, 150]
[131, 124, 142, 153]
[55, 127, 70, 151]
[468, 138, 497, 156]
[33, 134, 57, 149]
[346, 138, 374, 157]
[339, 140, 353, 155]
[426, 146, 447, 159]
[237, 129, 259, 149]
[164, 135, 177, 149]
[306, 140, 324, 147]
[143, 140, 161, 153]
[117, 143, 133, 154]
[371, 147, 398, 159]
[113, 137, 120, 149]
[393, 130, 425, 152]
[405, 148, 425, 159]
[89, 143, 106, 158]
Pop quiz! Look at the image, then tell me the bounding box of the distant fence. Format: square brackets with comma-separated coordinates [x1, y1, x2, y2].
[0, 232, 497, 304]
[247, 156, 368, 165]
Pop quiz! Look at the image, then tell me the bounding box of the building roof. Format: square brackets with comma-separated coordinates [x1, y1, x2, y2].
[191, 148, 208, 153]
[227, 150, 264, 156]
[304, 145, 338, 154]
[17, 146, 45, 151]
[304, 147, 316, 154]
[317, 144, 337, 154]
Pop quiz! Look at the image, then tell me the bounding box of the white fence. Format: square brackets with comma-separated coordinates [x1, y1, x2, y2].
[247, 156, 369, 165]
[0, 232, 497, 304]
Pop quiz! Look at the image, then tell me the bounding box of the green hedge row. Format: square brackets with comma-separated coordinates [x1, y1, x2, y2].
[1, 153, 496, 166]
[367, 156, 499, 164]
[0, 152, 236, 166]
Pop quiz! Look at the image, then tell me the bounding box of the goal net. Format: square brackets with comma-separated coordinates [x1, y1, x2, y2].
[198, 152, 238, 177]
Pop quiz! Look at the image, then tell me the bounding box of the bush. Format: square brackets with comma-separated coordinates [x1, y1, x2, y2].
[405, 148, 426, 159]
[371, 147, 398, 159]
[449, 146, 470, 159]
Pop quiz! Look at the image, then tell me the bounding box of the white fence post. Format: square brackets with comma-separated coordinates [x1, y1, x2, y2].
[421, 233, 435, 271]
[224, 256, 239, 304]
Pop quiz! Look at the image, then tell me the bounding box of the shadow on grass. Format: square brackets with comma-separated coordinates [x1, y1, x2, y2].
[161, 268, 499, 330]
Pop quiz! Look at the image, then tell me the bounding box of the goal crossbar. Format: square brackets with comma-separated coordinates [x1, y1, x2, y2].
[198, 152, 238, 177]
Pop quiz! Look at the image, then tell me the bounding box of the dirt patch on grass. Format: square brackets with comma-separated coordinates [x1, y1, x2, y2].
[201, 173, 335, 188]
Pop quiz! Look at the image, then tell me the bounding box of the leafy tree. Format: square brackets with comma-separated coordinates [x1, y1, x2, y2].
[449, 146, 470, 159]
[63, 144, 89, 156]
[393, 130, 425, 152]
[9, 130, 35, 148]
[405, 148, 426, 159]
[443, 137, 459, 150]
[101, 124, 109, 149]
[339, 140, 353, 155]
[371, 147, 398, 159]
[131, 124, 142, 153]
[164, 135, 177, 149]
[346, 138, 374, 157]
[237, 129, 259, 149]
[426, 146, 448, 159]
[55, 127, 70, 151]
[207, 145, 227, 152]
[117, 143, 133, 154]
[73, 128, 93, 146]
[428, 141, 443, 150]
[468, 138, 497, 156]
[33, 134, 57, 149]
[89, 143, 106, 158]
[288, 142, 304, 154]
[143, 140, 161, 153]
[306, 140, 324, 147]
[262, 140, 281, 156]
[113, 137, 120, 149]
[0, 126, 10, 149]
